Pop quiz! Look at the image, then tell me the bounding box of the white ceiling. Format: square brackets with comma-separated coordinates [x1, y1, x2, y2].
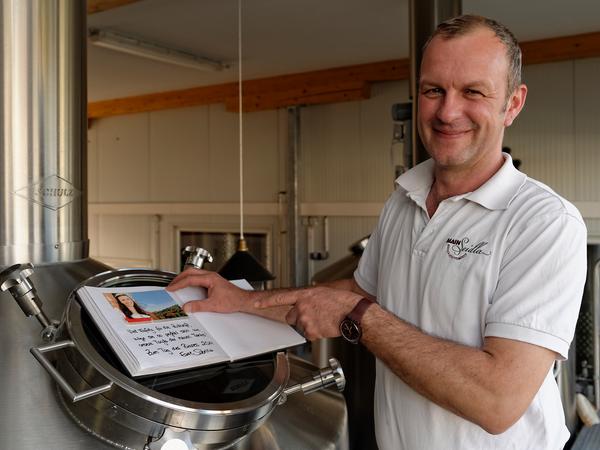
[87, 0, 600, 102]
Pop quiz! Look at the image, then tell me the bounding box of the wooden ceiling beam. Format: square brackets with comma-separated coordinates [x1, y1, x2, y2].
[88, 31, 600, 119]
[87, 0, 143, 14]
[89, 83, 238, 118]
[521, 31, 600, 65]
[225, 80, 372, 112]
[88, 60, 405, 119]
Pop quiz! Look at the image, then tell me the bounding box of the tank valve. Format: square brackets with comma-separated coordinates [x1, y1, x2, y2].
[182, 246, 213, 270]
[0, 263, 57, 340]
[279, 358, 345, 405]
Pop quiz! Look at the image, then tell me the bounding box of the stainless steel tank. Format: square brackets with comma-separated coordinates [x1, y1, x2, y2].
[0, 1, 349, 448]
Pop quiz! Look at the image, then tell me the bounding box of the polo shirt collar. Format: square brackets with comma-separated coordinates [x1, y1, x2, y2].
[395, 153, 527, 211]
[465, 153, 527, 210]
[395, 158, 435, 210]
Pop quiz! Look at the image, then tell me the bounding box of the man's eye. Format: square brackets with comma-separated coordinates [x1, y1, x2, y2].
[465, 89, 484, 97]
[423, 88, 443, 97]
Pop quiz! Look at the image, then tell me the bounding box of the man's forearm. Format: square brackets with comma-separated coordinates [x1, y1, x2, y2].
[360, 304, 555, 434]
[317, 278, 375, 300]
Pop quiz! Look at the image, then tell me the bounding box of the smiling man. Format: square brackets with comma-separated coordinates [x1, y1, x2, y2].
[169, 15, 586, 450]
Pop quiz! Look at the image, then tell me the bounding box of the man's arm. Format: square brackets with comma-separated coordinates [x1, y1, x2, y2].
[317, 277, 376, 301]
[169, 270, 556, 434]
[359, 304, 556, 434]
[254, 283, 557, 435]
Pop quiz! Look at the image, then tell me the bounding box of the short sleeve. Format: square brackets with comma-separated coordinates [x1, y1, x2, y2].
[354, 202, 389, 297]
[485, 212, 587, 359]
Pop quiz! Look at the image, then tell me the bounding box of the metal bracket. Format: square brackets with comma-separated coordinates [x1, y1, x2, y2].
[279, 358, 345, 405]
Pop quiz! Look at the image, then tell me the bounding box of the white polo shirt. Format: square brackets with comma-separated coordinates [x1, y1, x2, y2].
[355, 154, 587, 450]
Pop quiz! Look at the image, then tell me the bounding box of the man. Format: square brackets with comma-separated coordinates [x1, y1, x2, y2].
[169, 15, 586, 449]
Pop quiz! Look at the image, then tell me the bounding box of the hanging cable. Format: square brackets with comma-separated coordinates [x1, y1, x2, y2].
[238, 0, 244, 240]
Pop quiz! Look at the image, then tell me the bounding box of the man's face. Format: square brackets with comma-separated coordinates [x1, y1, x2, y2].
[417, 27, 525, 170]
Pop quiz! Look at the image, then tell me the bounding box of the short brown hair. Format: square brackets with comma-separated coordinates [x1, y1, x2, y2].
[423, 14, 522, 98]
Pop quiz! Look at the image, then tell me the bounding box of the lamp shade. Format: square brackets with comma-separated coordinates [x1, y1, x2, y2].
[218, 239, 275, 282]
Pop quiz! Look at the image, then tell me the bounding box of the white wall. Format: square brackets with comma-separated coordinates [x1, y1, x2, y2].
[88, 57, 600, 282]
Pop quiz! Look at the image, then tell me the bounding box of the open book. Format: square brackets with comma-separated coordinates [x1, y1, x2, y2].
[76, 280, 305, 377]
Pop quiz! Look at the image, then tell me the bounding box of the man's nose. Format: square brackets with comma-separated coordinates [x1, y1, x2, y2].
[435, 91, 463, 123]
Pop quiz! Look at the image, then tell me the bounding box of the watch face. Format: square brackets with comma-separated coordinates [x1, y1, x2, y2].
[340, 318, 361, 344]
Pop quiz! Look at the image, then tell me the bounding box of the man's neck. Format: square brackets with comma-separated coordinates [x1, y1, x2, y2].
[426, 152, 504, 217]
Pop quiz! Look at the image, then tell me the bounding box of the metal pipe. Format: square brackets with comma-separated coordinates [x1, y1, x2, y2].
[283, 358, 345, 398]
[593, 259, 600, 409]
[408, 0, 461, 166]
[287, 106, 305, 287]
[0, 0, 88, 265]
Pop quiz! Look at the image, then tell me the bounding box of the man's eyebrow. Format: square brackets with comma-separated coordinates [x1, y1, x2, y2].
[465, 81, 491, 89]
[418, 79, 439, 88]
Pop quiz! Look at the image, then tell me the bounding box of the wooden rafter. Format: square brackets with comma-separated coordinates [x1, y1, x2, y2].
[521, 31, 600, 65]
[88, 31, 600, 119]
[88, 59, 407, 118]
[87, 0, 143, 14]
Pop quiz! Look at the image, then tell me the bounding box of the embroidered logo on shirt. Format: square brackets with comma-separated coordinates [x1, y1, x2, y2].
[446, 237, 492, 260]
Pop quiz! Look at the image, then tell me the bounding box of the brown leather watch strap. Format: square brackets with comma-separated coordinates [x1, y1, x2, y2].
[348, 297, 376, 325]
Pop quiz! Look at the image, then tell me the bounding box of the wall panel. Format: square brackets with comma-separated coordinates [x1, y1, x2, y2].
[301, 81, 405, 203]
[149, 106, 210, 202]
[97, 215, 154, 267]
[302, 101, 362, 202]
[240, 109, 281, 202]
[207, 104, 241, 202]
[97, 114, 151, 202]
[504, 61, 576, 199]
[575, 58, 600, 201]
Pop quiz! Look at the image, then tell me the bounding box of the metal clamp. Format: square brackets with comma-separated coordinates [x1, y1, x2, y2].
[182, 246, 213, 270]
[279, 358, 345, 405]
[30, 340, 114, 402]
[0, 262, 54, 329]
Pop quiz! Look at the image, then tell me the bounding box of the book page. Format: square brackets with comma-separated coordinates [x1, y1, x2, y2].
[119, 320, 227, 374]
[79, 286, 229, 375]
[196, 311, 306, 360]
[173, 280, 306, 361]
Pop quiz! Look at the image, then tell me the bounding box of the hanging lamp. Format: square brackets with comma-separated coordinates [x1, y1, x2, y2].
[219, 0, 274, 289]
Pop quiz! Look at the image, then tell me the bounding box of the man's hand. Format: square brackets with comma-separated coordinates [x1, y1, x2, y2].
[167, 269, 253, 314]
[254, 286, 363, 340]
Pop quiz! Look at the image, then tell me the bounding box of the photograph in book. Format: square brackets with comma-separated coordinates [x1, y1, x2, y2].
[103, 290, 187, 324]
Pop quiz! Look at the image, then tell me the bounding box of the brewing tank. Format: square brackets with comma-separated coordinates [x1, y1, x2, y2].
[0, 1, 349, 449]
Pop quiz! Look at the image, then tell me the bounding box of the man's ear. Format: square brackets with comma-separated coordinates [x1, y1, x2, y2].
[504, 84, 527, 127]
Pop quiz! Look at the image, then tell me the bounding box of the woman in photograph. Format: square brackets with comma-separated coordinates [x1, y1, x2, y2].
[113, 293, 152, 322]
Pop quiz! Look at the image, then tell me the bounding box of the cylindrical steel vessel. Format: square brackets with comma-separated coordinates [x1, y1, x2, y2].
[0, 0, 88, 263]
[0, 2, 349, 449]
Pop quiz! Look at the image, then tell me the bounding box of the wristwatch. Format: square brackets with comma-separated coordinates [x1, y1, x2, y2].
[339, 297, 375, 344]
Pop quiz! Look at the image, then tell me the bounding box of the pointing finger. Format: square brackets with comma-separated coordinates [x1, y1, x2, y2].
[254, 295, 297, 309]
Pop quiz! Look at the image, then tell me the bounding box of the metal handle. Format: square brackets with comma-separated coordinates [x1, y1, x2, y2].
[30, 340, 114, 402]
[282, 358, 345, 402]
